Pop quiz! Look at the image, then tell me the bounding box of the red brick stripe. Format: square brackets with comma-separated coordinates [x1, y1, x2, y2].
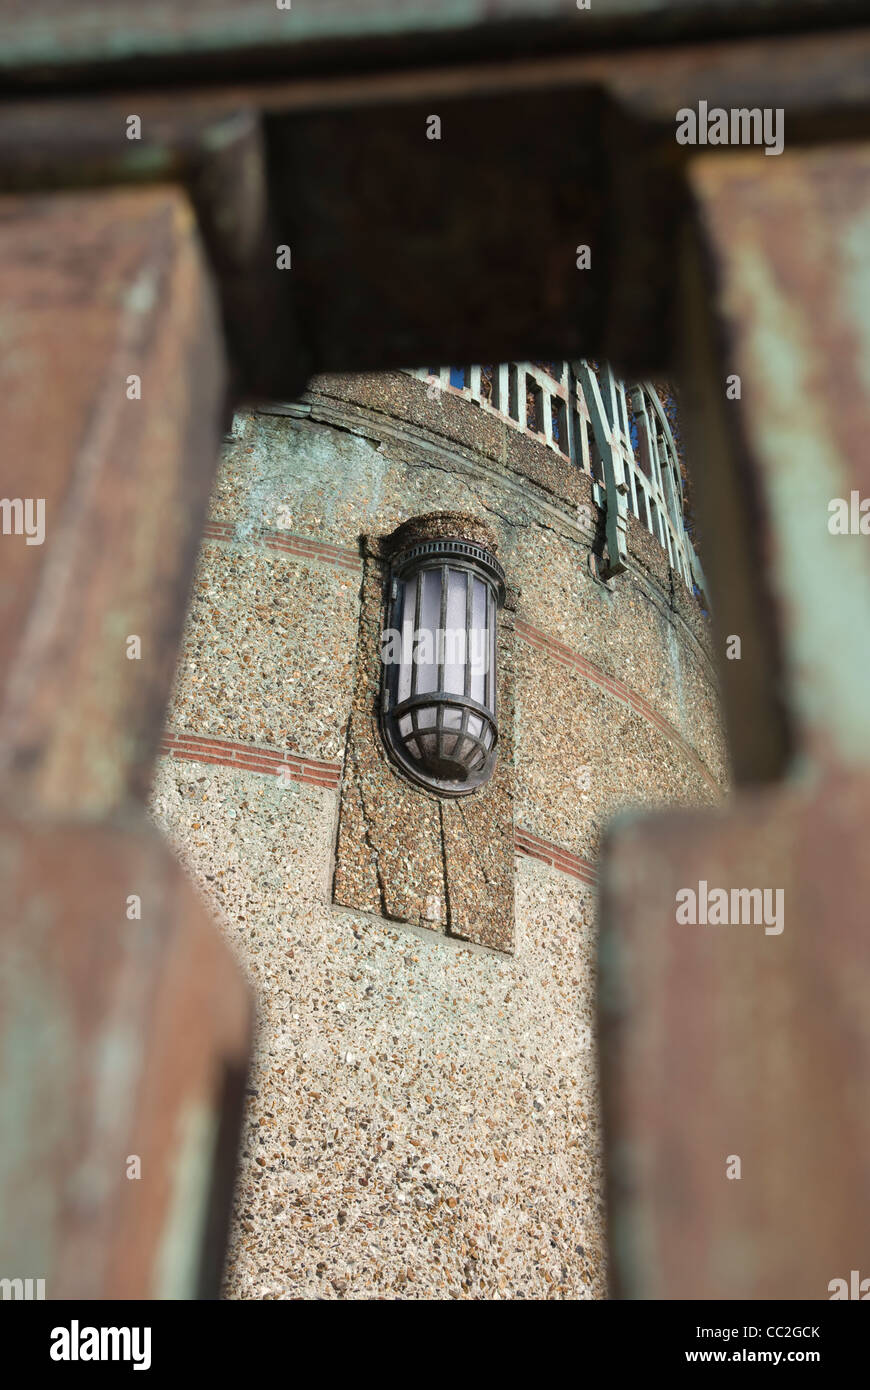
[201, 521, 360, 573]
[514, 827, 598, 886]
[159, 731, 597, 884]
[159, 731, 341, 790]
[201, 521, 236, 542]
[514, 617, 718, 791]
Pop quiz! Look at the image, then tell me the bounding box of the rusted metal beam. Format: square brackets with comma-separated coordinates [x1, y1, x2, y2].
[0, 187, 226, 813]
[0, 813, 251, 1299]
[0, 186, 252, 1297]
[3, 24, 869, 128]
[1, 0, 867, 90]
[0, 814, 251, 1300]
[600, 143, 870, 1299]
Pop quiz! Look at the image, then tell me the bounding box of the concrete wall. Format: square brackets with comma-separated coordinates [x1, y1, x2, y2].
[149, 370, 728, 1299]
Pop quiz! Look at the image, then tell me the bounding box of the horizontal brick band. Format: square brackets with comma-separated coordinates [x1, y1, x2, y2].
[159, 732, 596, 886]
[514, 617, 719, 791]
[159, 731, 342, 790]
[515, 827, 598, 886]
[201, 520, 360, 573]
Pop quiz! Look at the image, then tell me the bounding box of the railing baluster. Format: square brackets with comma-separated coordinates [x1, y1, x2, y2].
[539, 373, 551, 447]
[498, 363, 509, 415]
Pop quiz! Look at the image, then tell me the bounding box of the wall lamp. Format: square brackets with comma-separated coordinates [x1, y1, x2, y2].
[380, 517, 505, 796]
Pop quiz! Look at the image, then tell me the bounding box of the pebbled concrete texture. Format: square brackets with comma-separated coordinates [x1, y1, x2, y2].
[150, 758, 604, 1300]
[149, 369, 727, 1298]
[509, 521, 727, 785]
[164, 538, 359, 763]
[514, 646, 720, 864]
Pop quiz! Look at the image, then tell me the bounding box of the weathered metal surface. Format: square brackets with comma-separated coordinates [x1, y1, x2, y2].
[0, 110, 293, 400]
[3, 24, 869, 127]
[601, 783, 870, 1300]
[0, 812, 251, 1299]
[2, 0, 866, 89]
[0, 188, 252, 1298]
[0, 186, 226, 814]
[600, 144, 870, 1298]
[691, 146, 870, 771]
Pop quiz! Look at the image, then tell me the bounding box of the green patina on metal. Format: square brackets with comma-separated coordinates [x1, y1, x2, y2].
[739, 268, 867, 772]
[0, 0, 865, 78]
[152, 1100, 222, 1299]
[722, 164, 870, 767]
[1, 2, 536, 70]
[0, 910, 74, 1283]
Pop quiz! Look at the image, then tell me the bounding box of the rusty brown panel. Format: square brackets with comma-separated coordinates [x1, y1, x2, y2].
[0, 109, 297, 400]
[0, 185, 226, 815]
[687, 145, 870, 771]
[600, 783, 870, 1300]
[675, 229, 792, 786]
[0, 811, 251, 1299]
[600, 143, 870, 1298]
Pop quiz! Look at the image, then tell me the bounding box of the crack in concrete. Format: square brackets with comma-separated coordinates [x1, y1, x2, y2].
[438, 801, 453, 937]
[335, 563, 392, 920]
[345, 719, 391, 922]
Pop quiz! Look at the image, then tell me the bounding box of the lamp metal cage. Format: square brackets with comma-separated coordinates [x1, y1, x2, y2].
[380, 536, 506, 796]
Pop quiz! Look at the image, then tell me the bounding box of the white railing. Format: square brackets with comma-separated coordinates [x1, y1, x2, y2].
[406, 363, 705, 597]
